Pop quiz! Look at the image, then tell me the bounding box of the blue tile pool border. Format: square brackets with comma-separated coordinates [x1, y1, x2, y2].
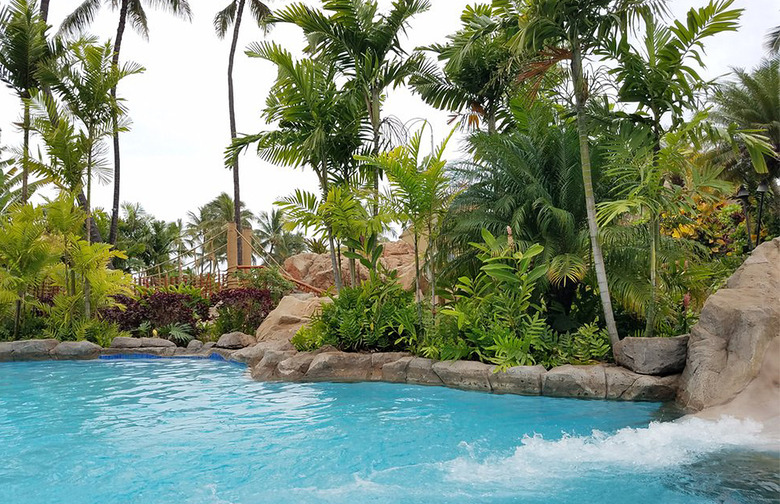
[99, 353, 228, 362]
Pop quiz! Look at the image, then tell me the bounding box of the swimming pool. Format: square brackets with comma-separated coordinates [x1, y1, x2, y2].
[0, 359, 776, 503]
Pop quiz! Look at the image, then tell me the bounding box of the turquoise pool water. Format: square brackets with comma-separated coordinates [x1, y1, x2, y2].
[0, 359, 777, 504]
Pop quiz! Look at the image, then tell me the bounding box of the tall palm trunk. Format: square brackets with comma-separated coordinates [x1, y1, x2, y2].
[40, 0, 49, 22]
[108, 0, 130, 246]
[319, 165, 342, 293]
[21, 99, 30, 203]
[413, 231, 422, 324]
[13, 298, 22, 340]
[327, 230, 343, 292]
[645, 215, 659, 336]
[84, 139, 94, 319]
[368, 89, 381, 216]
[645, 125, 662, 337]
[571, 41, 619, 348]
[228, 0, 246, 266]
[427, 220, 436, 310]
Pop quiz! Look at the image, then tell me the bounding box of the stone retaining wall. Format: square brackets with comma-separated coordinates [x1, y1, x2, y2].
[0, 337, 680, 402]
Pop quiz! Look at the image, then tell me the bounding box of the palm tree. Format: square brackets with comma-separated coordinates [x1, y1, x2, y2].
[271, 0, 430, 212]
[443, 105, 595, 323]
[200, 192, 254, 265]
[712, 57, 780, 186]
[604, 1, 741, 336]
[255, 208, 306, 266]
[228, 43, 367, 292]
[359, 123, 455, 314]
[0, 0, 49, 203]
[214, 0, 271, 268]
[38, 39, 142, 317]
[766, 21, 780, 54]
[512, 0, 660, 347]
[411, 3, 520, 133]
[60, 0, 192, 247]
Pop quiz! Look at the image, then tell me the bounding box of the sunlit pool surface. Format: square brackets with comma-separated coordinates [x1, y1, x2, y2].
[0, 359, 777, 504]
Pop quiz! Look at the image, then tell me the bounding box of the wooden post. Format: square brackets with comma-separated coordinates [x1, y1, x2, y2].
[226, 222, 238, 288]
[241, 227, 253, 266]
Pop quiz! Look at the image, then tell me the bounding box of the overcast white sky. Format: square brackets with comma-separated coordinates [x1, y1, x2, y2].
[0, 0, 777, 223]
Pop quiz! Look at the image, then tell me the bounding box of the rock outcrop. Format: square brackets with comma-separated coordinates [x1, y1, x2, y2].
[215, 332, 256, 349]
[283, 240, 421, 292]
[50, 341, 102, 360]
[255, 293, 330, 343]
[242, 348, 678, 401]
[0, 339, 59, 361]
[614, 335, 688, 376]
[678, 238, 780, 412]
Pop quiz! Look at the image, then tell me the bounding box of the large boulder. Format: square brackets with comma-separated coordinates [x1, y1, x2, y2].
[432, 360, 492, 392]
[382, 356, 412, 383]
[604, 365, 679, 401]
[255, 294, 331, 343]
[110, 336, 142, 348]
[230, 340, 294, 366]
[282, 240, 423, 292]
[137, 337, 176, 348]
[0, 342, 13, 361]
[542, 364, 607, 399]
[0, 339, 59, 361]
[186, 340, 204, 352]
[10, 339, 59, 360]
[277, 353, 317, 381]
[488, 365, 545, 395]
[305, 352, 373, 381]
[370, 352, 412, 380]
[251, 349, 296, 380]
[678, 238, 780, 411]
[406, 357, 443, 385]
[614, 335, 689, 376]
[215, 332, 256, 349]
[696, 337, 780, 437]
[50, 341, 101, 360]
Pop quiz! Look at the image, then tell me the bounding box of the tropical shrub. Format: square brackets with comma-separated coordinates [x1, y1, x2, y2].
[303, 272, 418, 352]
[102, 286, 209, 342]
[211, 287, 274, 336]
[235, 266, 295, 304]
[434, 230, 548, 370]
[70, 318, 129, 348]
[536, 323, 612, 369]
[291, 320, 326, 352]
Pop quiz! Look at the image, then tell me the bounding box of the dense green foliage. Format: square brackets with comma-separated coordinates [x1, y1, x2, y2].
[0, 0, 778, 376]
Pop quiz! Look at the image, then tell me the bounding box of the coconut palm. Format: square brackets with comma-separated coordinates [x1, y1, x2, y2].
[38, 39, 143, 244]
[0, 0, 49, 203]
[255, 208, 306, 266]
[214, 0, 271, 267]
[271, 0, 430, 212]
[200, 192, 255, 265]
[60, 0, 192, 247]
[512, 0, 664, 347]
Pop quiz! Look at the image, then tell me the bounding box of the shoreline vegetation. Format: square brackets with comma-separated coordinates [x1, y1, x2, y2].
[0, 0, 778, 424]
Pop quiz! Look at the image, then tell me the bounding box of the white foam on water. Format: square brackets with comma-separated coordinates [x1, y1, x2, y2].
[445, 416, 767, 485]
